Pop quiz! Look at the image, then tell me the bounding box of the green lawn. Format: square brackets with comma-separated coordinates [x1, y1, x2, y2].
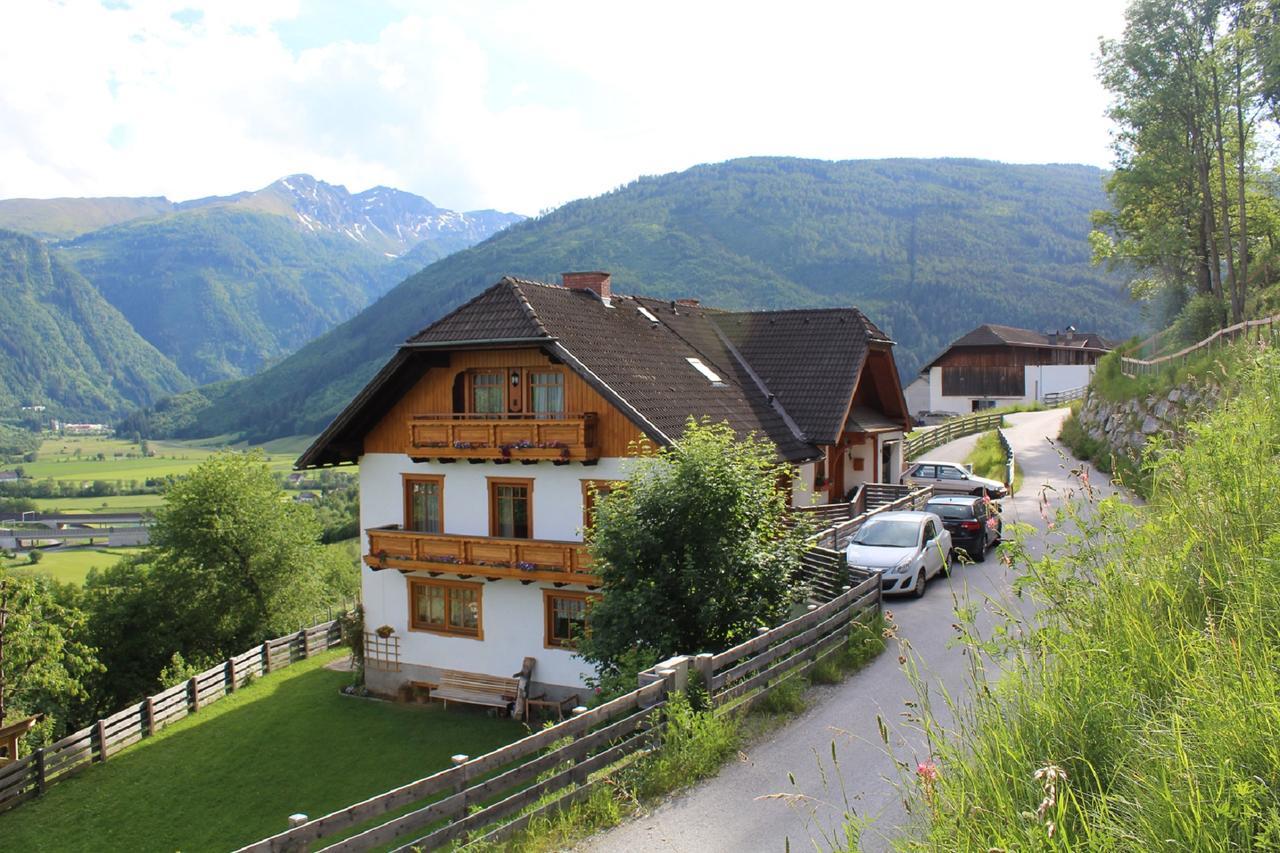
[0, 651, 526, 852]
[1, 547, 143, 584]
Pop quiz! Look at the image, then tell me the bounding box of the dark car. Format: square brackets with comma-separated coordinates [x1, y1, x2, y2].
[922, 495, 1001, 562]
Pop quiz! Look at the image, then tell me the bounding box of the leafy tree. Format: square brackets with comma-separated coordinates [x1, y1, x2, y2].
[0, 571, 99, 734]
[1094, 0, 1280, 326]
[578, 420, 811, 678]
[146, 451, 340, 658]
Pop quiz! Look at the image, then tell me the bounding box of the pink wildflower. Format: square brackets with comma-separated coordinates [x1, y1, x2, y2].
[986, 517, 999, 530]
[916, 761, 940, 784]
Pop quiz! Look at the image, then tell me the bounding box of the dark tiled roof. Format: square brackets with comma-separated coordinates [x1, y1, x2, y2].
[300, 277, 901, 467]
[947, 323, 1112, 350]
[408, 277, 547, 343]
[516, 283, 814, 459]
[713, 308, 889, 445]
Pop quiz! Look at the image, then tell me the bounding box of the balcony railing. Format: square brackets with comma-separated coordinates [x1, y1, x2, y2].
[366, 527, 598, 585]
[406, 412, 599, 461]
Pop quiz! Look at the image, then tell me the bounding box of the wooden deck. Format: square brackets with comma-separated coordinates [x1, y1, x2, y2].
[406, 412, 599, 462]
[366, 527, 598, 585]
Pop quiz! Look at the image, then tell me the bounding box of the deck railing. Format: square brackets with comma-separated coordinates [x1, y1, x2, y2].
[407, 412, 599, 461]
[366, 527, 596, 585]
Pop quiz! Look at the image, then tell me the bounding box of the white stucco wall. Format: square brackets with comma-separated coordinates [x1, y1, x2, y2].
[1024, 364, 1095, 400]
[359, 453, 634, 691]
[791, 461, 817, 507]
[903, 376, 930, 417]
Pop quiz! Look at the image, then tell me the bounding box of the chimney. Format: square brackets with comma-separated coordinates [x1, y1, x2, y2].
[562, 271, 611, 303]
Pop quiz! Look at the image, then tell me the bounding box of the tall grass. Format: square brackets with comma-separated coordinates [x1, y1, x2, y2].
[894, 348, 1280, 850]
[965, 430, 1022, 494]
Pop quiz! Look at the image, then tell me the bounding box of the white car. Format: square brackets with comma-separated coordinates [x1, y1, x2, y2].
[845, 511, 952, 598]
[901, 460, 1008, 499]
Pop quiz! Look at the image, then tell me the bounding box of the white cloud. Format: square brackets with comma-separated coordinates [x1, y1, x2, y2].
[0, 0, 1125, 214]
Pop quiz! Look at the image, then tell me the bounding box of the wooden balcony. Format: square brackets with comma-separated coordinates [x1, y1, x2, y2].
[406, 413, 599, 462]
[365, 527, 598, 585]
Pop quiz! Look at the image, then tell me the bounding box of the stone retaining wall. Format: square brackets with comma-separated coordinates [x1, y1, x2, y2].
[1076, 378, 1221, 462]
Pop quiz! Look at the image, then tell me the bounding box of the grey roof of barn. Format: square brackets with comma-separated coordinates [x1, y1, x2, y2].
[921, 323, 1114, 371]
[298, 276, 906, 468]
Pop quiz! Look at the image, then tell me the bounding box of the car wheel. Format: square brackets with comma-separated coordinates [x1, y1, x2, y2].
[912, 568, 927, 598]
[974, 538, 987, 563]
[971, 488, 986, 497]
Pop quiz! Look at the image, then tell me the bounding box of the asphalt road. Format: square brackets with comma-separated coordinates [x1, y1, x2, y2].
[584, 408, 1123, 853]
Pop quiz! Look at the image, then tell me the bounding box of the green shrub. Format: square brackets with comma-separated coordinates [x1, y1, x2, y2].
[840, 617, 886, 672]
[633, 692, 740, 799]
[754, 675, 807, 715]
[965, 431, 1023, 494]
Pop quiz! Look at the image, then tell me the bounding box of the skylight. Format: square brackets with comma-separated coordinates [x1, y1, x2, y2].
[686, 357, 724, 385]
[636, 305, 659, 323]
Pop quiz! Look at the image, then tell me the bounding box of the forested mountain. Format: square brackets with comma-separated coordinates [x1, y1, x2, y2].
[0, 176, 523, 399]
[58, 209, 425, 383]
[139, 157, 1139, 442]
[0, 231, 190, 416]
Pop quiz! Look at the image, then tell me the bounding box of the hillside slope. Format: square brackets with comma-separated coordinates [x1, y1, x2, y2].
[0, 230, 190, 417]
[146, 157, 1140, 441]
[58, 208, 425, 383]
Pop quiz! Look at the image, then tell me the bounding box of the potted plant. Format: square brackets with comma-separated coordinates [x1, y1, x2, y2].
[375, 624, 395, 639]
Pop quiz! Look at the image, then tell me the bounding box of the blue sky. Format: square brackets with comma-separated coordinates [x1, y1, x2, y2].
[1, 0, 1127, 215]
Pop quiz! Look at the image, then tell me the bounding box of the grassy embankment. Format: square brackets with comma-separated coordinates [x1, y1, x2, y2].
[965, 430, 1023, 495]
[895, 348, 1280, 848]
[0, 650, 524, 853]
[20, 434, 303, 486]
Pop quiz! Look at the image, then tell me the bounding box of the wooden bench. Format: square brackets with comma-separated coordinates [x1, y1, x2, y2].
[431, 657, 537, 717]
[432, 670, 520, 712]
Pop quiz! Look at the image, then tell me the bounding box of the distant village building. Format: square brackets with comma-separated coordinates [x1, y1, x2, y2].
[0, 471, 20, 482]
[55, 422, 111, 435]
[914, 324, 1112, 415]
[297, 272, 912, 704]
[19, 405, 46, 412]
[294, 491, 320, 503]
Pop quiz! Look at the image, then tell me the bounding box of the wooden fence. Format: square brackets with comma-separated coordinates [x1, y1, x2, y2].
[997, 427, 1015, 488]
[903, 412, 1003, 460]
[0, 617, 346, 814]
[698, 572, 880, 714]
[240, 677, 673, 852]
[240, 572, 881, 852]
[809, 486, 934, 551]
[1120, 312, 1280, 377]
[1042, 386, 1086, 407]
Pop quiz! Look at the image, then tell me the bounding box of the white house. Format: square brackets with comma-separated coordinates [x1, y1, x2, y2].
[296, 272, 912, 705]
[917, 324, 1112, 414]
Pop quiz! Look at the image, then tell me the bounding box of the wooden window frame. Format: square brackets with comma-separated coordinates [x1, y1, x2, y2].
[580, 479, 623, 532]
[402, 474, 445, 533]
[468, 370, 506, 415]
[527, 370, 566, 417]
[542, 589, 598, 649]
[407, 577, 484, 640]
[487, 477, 534, 539]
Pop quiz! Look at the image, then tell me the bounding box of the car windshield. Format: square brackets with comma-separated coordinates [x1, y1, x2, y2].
[851, 519, 919, 548]
[925, 503, 974, 520]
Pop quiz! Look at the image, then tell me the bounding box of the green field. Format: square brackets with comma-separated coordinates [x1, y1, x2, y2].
[1, 546, 143, 584]
[30, 493, 166, 514]
[18, 434, 303, 483]
[0, 651, 525, 852]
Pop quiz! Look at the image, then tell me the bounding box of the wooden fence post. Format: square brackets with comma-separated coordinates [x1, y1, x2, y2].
[262, 641, 272, 674]
[189, 676, 200, 713]
[226, 657, 237, 693]
[693, 653, 714, 693]
[144, 695, 156, 736]
[34, 748, 45, 795]
[299, 627, 309, 660]
[96, 719, 108, 762]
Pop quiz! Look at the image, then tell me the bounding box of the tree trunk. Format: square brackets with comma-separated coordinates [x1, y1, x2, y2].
[1233, 31, 1250, 323]
[1210, 51, 1240, 323]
